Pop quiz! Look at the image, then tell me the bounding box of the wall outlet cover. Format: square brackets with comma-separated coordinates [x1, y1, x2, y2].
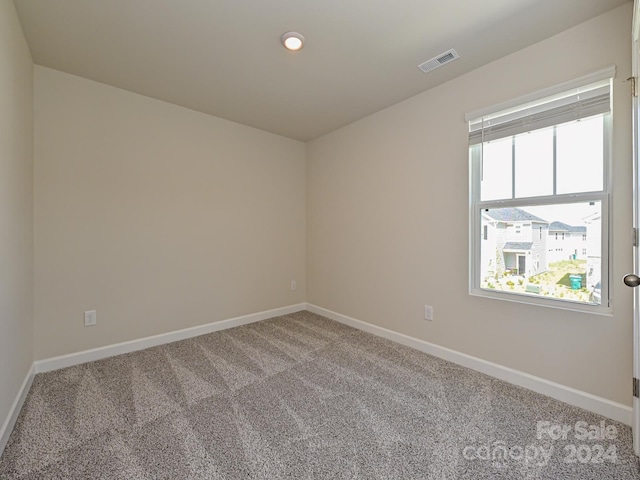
[84, 310, 97, 327]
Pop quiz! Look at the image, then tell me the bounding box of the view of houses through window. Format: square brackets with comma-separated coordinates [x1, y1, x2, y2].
[468, 73, 611, 309]
[480, 202, 601, 304]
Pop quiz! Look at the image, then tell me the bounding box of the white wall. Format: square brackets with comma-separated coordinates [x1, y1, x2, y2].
[34, 67, 306, 359]
[307, 4, 633, 405]
[0, 0, 34, 431]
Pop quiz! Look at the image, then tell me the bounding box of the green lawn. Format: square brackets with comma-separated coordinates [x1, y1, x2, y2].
[530, 259, 586, 287]
[483, 260, 591, 302]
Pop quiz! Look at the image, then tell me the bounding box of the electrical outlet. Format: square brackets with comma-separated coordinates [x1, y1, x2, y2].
[424, 305, 433, 321]
[84, 310, 97, 327]
[291, 280, 297, 291]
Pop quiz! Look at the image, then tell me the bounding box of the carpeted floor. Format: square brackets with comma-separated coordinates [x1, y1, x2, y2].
[0, 310, 639, 479]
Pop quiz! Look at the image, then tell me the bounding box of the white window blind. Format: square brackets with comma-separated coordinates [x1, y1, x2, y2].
[468, 80, 610, 146]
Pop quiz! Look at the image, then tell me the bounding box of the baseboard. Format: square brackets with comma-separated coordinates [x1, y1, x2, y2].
[27, 301, 634, 426]
[35, 303, 306, 374]
[306, 303, 633, 426]
[0, 364, 35, 456]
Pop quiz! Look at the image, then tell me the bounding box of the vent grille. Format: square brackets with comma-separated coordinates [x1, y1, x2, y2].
[418, 49, 459, 74]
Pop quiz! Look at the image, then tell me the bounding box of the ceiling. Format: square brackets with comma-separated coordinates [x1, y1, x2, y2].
[14, 0, 631, 142]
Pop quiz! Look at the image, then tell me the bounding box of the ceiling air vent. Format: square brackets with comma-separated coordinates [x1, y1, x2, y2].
[417, 49, 459, 74]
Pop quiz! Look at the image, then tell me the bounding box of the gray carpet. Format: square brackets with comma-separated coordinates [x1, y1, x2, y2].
[0, 310, 638, 479]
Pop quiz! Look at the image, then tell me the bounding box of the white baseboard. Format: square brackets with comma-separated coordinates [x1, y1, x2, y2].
[306, 303, 633, 426]
[0, 364, 35, 456]
[23, 301, 633, 431]
[35, 303, 306, 374]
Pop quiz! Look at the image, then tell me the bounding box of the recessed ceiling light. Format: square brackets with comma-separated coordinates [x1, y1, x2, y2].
[281, 32, 304, 51]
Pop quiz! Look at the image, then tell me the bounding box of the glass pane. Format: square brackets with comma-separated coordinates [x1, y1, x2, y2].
[480, 137, 512, 201]
[556, 116, 604, 194]
[514, 128, 554, 198]
[480, 201, 601, 305]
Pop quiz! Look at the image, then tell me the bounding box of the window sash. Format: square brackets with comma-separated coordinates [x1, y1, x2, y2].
[469, 191, 610, 311]
[477, 114, 606, 202]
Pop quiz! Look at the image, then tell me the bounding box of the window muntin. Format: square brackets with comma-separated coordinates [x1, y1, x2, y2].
[469, 75, 611, 311]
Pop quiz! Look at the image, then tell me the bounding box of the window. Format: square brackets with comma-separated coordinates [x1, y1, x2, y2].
[468, 68, 613, 311]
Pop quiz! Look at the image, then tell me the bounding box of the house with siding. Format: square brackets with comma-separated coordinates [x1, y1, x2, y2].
[547, 221, 588, 263]
[481, 208, 549, 280]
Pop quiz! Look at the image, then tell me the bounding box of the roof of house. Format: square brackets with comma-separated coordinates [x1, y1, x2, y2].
[503, 242, 534, 251]
[483, 208, 548, 224]
[549, 221, 586, 233]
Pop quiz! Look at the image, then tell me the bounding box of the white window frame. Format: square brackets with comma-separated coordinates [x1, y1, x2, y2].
[467, 67, 615, 314]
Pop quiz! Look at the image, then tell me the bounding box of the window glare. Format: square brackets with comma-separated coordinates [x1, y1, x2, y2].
[515, 128, 554, 198]
[556, 116, 604, 194]
[480, 137, 512, 201]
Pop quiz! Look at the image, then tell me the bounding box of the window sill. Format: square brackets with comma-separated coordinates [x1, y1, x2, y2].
[469, 288, 613, 316]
